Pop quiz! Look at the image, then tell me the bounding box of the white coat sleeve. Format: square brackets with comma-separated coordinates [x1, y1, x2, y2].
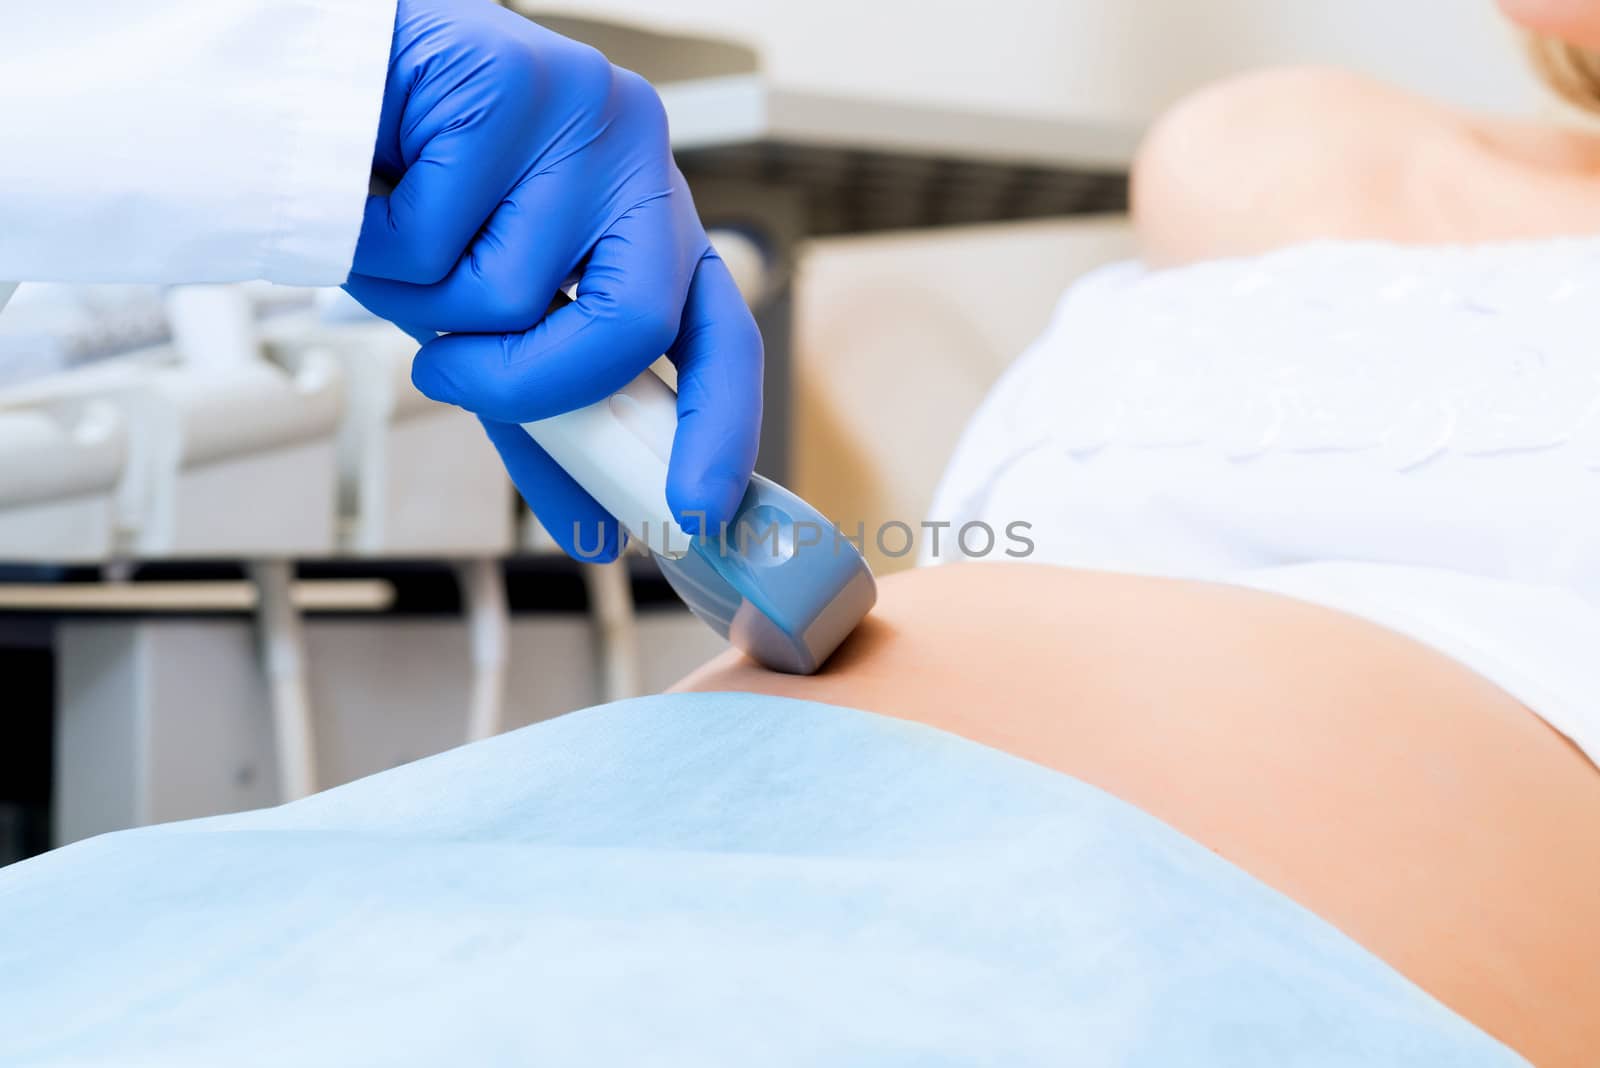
[0, 0, 396, 287]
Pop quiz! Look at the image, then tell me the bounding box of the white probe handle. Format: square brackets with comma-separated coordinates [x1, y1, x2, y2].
[521, 367, 692, 558]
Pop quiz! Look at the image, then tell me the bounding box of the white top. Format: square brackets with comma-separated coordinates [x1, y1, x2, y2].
[929, 238, 1600, 765]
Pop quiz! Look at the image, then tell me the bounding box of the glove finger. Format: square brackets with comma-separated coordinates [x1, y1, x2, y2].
[664, 251, 764, 535]
[352, 71, 540, 286]
[345, 173, 588, 334]
[478, 417, 624, 563]
[409, 190, 699, 423]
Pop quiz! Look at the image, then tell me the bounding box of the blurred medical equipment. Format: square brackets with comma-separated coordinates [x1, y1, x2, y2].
[0, 9, 1133, 858]
[0, 281, 504, 802]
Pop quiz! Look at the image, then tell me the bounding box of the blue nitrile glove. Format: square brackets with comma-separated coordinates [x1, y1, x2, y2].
[346, 0, 762, 563]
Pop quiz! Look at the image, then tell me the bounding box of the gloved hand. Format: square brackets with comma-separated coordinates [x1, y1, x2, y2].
[346, 0, 762, 562]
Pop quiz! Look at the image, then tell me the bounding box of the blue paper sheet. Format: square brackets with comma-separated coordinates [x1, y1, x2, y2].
[0, 693, 1523, 1066]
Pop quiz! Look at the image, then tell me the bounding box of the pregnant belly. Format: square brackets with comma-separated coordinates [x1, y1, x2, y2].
[675, 562, 1600, 1067]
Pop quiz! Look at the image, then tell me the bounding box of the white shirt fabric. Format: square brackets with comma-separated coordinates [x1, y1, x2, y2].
[928, 238, 1600, 766]
[0, 0, 396, 286]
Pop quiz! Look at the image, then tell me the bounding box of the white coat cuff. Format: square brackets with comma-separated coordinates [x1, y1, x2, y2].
[265, 0, 396, 285]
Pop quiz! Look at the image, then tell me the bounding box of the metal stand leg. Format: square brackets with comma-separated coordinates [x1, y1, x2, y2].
[457, 557, 510, 742]
[581, 559, 641, 702]
[248, 559, 317, 801]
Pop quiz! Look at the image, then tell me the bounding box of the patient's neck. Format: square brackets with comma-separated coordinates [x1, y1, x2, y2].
[1434, 112, 1600, 242]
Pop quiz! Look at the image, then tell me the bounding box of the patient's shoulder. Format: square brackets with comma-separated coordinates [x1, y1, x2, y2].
[1131, 67, 1460, 265]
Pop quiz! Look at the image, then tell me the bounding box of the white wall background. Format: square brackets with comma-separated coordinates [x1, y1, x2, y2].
[532, 0, 1545, 123]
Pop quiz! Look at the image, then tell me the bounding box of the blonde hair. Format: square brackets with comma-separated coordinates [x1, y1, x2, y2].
[1527, 33, 1600, 114]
